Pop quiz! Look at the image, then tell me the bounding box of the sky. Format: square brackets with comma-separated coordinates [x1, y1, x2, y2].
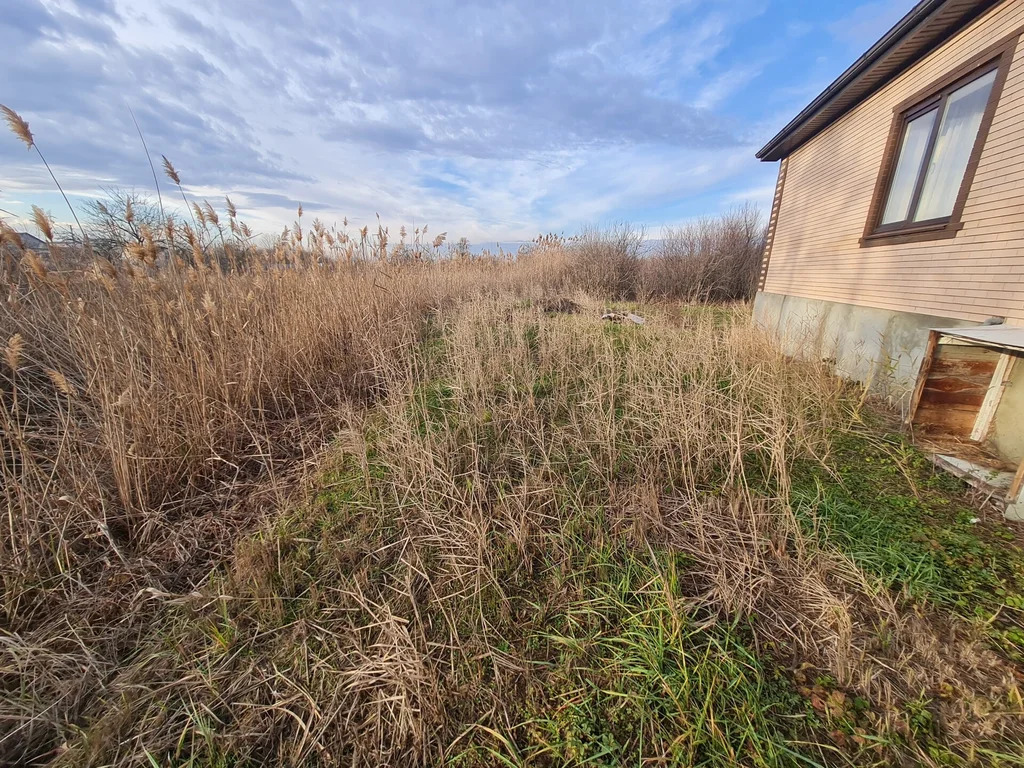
[0, 0, 916, 246]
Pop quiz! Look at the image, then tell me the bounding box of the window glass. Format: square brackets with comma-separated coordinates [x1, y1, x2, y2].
[914, 69, 997, 221]
[880, 109, 937, 225]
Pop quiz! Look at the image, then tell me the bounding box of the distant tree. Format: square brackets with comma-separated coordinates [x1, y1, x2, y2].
[451, 236, 471, 260]
[84, 188, 183, 262]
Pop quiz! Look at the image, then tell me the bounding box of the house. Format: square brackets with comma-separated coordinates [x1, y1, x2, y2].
[753, 0, 1024, 516]
[0, 232, 48, 256]
[15, 232, 48, 253]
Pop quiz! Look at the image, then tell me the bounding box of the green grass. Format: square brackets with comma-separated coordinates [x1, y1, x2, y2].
[322, 490, 831, 767]
[791, 429, 1024, 660]
[237, 448, 830, 768]
[272, 361, 838, 767]
[499, 554, 821, 768]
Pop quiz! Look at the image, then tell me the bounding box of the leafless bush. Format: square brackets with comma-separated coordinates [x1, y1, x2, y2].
[83, 189, 182, 262]
[565, 223, 644, 300]
[641, 203, 766, 302]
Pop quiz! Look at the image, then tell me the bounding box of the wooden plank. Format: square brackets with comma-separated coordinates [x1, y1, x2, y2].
[932, 351, 1001, 367]
[922, 385, 988, 401]
[1009, 459, 1024, 502]
[906, 329, 938, 426]
[915, 413, 979, 437]
[914, 406, 979, 436]
[971, 352, 1015, 441]
[934, 343, 1002, 360]
[931, 351, 1001, 376]
[922, 374, 994, 393]
[919, 389, 987, 408]
[913, 341, 999, 431]
[933, 364, 995, 382]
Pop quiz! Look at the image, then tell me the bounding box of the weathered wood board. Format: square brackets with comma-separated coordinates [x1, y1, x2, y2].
[913, 343, 999, 438]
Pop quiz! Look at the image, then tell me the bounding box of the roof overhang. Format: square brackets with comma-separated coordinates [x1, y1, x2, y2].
[757, 0, 1003, 162]
[934, 325, 1024, 353]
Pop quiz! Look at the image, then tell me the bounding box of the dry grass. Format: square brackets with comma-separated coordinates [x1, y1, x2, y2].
[3, 249, 1020, 765]
[2, 106, 1022, 767]
[526, 206, 766, 305]
[640, 203, 766, 302]
[0, 243, 572, 764]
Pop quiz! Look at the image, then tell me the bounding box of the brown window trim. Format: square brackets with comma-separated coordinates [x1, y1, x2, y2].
[860, 28, 1020, 248]
[758, 157, 788, 291]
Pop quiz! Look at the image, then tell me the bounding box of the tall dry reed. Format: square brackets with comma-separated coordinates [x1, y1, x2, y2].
[0, 243, 572, 763]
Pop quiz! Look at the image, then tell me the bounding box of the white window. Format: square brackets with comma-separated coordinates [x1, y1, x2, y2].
[869, 59, 1002, 240]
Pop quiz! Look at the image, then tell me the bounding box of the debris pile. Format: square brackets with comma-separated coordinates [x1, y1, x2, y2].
[601, 310, 646, 325]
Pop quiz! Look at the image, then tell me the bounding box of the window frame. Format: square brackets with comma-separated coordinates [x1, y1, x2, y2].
[860, 33, 1017, 248]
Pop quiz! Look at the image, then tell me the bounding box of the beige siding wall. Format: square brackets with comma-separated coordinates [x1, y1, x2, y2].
[763, 1, 1024, 325]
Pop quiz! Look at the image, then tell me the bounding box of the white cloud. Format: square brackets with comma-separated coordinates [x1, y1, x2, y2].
[694, 61, 767, 110]
[1, 0, 789, 241]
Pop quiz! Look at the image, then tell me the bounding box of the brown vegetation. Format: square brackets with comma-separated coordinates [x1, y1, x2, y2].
[641, 203, 766, 301]
[2, 104, 1022, 768]
[0, 244, 568, 764]
[2, 243, 1022, 765]
[537, 205, 766, 304]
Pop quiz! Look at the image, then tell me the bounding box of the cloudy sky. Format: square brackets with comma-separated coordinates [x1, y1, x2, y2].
[1, 0, 914, 245]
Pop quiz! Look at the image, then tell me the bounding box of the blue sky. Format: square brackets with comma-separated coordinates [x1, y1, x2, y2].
[0, 0, 914, 244]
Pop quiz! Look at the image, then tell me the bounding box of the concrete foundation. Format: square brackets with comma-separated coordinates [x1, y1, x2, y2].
[753, 291, 1024, 521]
[752, 291, 976, 408]
[1006, 498, 1024, 522]
[992, 355, 1024, 463]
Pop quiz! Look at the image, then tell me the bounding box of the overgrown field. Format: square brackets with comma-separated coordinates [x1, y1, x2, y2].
[1, 249, 1023, 767]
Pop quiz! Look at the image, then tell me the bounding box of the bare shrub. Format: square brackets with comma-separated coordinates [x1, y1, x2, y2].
[83, 189, 181, 262]
[565, 223, 643, 300]
[641, 203, 766, 302]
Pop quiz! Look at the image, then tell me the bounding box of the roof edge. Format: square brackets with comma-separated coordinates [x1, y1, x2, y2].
[757, 0, 999, 162]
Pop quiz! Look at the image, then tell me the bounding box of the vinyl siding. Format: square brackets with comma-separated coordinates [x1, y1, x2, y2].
[763, 0, 1024, 325]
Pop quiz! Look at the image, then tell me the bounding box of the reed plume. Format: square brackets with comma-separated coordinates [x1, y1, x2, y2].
[31, 207, 52, 241]
[45, 367, 75, 397]
[162, 154, 202, 245]
[4, 332, 24, 372]
[1, 105, 32, 146]
[22, 251, 49, 282]
[1, 104, 87, 244]
[203, 200, 220, 229]
[161, 155, 181, 185]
